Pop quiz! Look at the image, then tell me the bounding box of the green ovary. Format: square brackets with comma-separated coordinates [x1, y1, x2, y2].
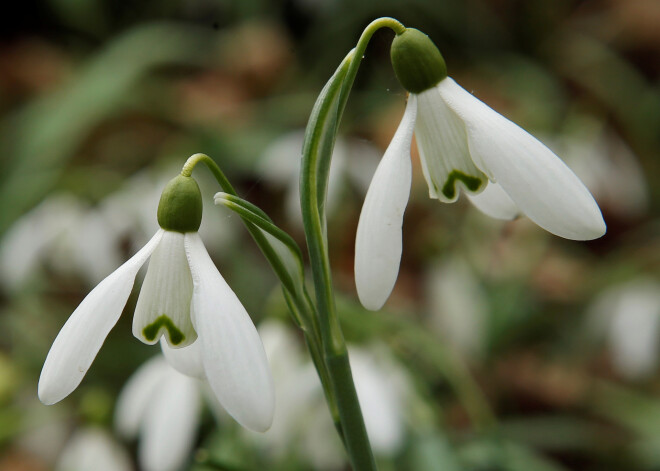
[143, 315, 185, 345]
[442, 170, 484, 200]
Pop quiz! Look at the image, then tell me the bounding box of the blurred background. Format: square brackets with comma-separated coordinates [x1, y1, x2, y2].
[0, 0, 659, 470]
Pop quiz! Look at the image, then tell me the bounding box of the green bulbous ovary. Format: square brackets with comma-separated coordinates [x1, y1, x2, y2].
[157, 175, 203, 233]
[390, 28, 448, 94]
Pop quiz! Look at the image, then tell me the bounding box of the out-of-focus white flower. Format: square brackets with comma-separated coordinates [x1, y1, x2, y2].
[115, 355, 202, 471]
[39, 174, 274, 433]
[0, 195, 123, 290]
[258, 131, 380, 226]
[56, 428, 132, 471]
[559, 123, 648, 219]
[243, 320, 410, 468]
[426, 257, 488, 360]
[355, 28, 605, 311]
[0, 163, 236, 292]
[588, 278, 660, 380]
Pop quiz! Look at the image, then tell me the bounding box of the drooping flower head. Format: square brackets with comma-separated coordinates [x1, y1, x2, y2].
[355, 28, 606, 310]
[39, 168, 274, 432]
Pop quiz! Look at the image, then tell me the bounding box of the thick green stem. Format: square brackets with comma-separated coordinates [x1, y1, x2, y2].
[299, 17, 405, 471]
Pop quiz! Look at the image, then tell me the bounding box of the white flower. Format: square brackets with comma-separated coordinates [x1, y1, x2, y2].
[356, 36, 605, 310]
[587, 278, 660, 380]
[38, 175, 274, 433]
[56, 428, 132, 471]
[115, 355, 202, 471]
[558, 120, 648, 219]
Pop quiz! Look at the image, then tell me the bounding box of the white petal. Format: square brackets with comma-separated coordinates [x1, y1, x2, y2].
[355, 96, 417, 311]
[133, 231, 196, 347]
[184, 233, 275, 432]
[38, 230, 163, 405]
[160, 337, 206, 379]
[138, 368, 201, 471]
[415, 87, 488, 202]
[115, 356, 169, 438]
[466, 181, 520, 220]
[438, 78, 606, 240]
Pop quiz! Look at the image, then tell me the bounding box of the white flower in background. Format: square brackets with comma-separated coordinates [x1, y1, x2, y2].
[115, 355, 202, 471]
[426, 257, 488, 360]
[355, 28, 605, 310]
[0, 163, 235, 292]
[258, 130, 380, 226]
[243, 320, 409, 468]
[558, 121, 648, 219]
[588, 278, 660, 380]
[39, 174, 274, 433]
[56, 428, 132, 471]
[0, 195, 123, 290]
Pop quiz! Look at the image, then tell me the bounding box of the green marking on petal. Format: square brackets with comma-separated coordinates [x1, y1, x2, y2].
[142, 315, 185, 345]
[441, 170, 484, 200]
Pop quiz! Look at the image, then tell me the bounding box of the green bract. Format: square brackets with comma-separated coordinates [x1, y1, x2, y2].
[390, 28, 447, 94]
[157, 175, 203, 232]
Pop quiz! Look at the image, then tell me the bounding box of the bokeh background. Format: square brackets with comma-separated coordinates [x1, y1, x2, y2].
[1, 0, 659, 470]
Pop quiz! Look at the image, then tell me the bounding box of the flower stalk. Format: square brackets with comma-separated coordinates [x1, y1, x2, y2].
[299, 16, 405, 471]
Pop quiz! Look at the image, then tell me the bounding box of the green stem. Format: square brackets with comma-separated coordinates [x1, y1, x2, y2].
[299, 17, 405, 471]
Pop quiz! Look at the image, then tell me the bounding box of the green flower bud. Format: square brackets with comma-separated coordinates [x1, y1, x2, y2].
[157, 175, 203, 232]
[390, 28, 447, 94]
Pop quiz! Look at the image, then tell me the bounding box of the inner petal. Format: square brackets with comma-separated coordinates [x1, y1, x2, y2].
[133, 231, 196, 347]
[415, 86, 487, 202]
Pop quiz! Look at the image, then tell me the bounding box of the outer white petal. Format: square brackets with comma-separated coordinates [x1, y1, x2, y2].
[133, 231, 196, 347]
[355, 96, 417, 311]
[184, 233, 275, 432]
[438, 78, 606, 240]
[38, 230, 164, 405]
[160, 337, 206, 379]
[466, 181, 520, 220]
[415, 87, 487, 202]
[115, 356, 169, 438]
[138, 367, 201, 471]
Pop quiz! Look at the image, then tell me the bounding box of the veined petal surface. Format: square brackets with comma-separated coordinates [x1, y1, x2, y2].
[38, 230, 164, 405]
[355, 96, 417, 311]
[466, 181, 520, 220]
[439, 78, 606, 240]
[184, 233, 274, 432]
[133, 231, 196, 347]
[415, 86, 488, 202]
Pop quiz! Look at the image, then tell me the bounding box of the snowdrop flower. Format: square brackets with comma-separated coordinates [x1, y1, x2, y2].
[39, 173, 274, 432]
[115, 354, 202, 471]
[56, 428, 132, 471]
[0, 195, 123, 290]
[355, 28, 605, 310]
[588, 278, 660, 380]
